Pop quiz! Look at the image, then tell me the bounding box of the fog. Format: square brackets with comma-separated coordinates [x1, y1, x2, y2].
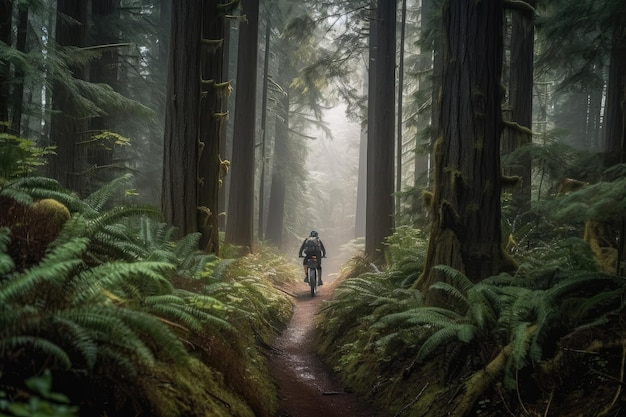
[300, 104, 362, 280]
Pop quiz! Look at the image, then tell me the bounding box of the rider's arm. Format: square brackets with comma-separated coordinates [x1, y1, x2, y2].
[320, 240, 326, 257]
[298, 240, 306, 257]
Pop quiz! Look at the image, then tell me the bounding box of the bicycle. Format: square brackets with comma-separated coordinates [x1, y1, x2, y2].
[301, 255, 324, 297]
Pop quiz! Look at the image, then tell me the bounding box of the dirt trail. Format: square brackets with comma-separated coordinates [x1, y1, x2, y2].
[268, 281, 383, 417]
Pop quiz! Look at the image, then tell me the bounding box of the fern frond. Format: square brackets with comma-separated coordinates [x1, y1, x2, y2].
[52, 315, 99, 368]
[432, 265, 474, 293]
[88, 204, 162, 230]
[0, 228, 15, 276]
[575, 288, 625, 321]
[174, 232, 202, 259]
[373, 307, 465, 329]
[0, 187, 33, 205]
[83, 173, 134, 211]
[466, 284, 509, 330]
[509, 321, 536, 369]
[142, 292, 232, 333]
[71, 261, 175, 304]
[0, 238, 87, 303]
[66, 307, 157, 368]
[416, 326, 462, 362]
[2, 176, 87, 213]
[111, 307, 190, 364]
[0, 336, 72, 369]
[429, 281, 469, 309]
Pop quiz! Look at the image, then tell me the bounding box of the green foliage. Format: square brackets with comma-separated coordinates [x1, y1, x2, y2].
[0, 235, 190, 375]
[0, 370, 79, 417]
[319, 232, 626, 413]
[543, 171, 626, 224]
[0, 228, 14, 275]
[0, 175, 298, 417]
[0, 128, 56, 180]
[317, 230, 430, 393]
[383, 225, 429, 267]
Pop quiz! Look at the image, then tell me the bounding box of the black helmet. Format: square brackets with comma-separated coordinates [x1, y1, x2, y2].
[310, 230, 318, 237]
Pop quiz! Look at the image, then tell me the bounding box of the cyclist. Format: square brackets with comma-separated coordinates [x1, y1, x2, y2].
[298, 230, 327, 285]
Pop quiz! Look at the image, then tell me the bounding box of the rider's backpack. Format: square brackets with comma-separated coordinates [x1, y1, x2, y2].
[305, 237, 321, 253]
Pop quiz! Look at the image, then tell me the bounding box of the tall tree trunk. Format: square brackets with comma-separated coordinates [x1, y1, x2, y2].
[218, 17, 230, 232]
[355, 126, 367, 238]
[265, 94, 289, 248]
[417, 0, 513, 300]
[503, 0, 535, 212]
[11, 4, 28, 135]
[603, 1, 626, 165]
[396, 0, 407, 216]
[48, 0, 89, 194]
[161, 0, 202, 238]
[0, 0, 11, 130]
[365, 0, 396, 262]
[197, 0, 228, 254]
[88, 0, 118, 193]
[258, 16, 271, 241]
[225, 0, 259, 251]
[413, 0, 436, 215]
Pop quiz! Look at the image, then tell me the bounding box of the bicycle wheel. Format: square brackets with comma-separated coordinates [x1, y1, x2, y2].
[309, 268, 317, 297]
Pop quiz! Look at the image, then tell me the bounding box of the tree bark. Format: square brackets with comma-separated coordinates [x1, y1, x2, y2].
[257, 15, 271, 241]
[88, 0, 118, 192]
[224, 0, 259, 251]
[418, 0, 512, 299]
[0, 0, 11, 130]
[265, 94, 289, 248]
[47, 0, 89, 194]
[504, 0, 535, 212]
[10, 4, 28, 135]
[161, 0, 203, 238]
[197, 0, 228, 254]
[365, 0, 396, 262]
[603, 1, 626, 165]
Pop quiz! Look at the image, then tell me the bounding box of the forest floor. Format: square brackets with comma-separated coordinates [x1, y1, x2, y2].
[268, 278, 385, 417]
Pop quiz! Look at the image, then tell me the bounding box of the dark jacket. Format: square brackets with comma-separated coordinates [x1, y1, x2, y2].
[298, 237, 326, 259]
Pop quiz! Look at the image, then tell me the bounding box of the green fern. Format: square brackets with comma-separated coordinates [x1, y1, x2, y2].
[142, 292, 232, 333]
[0, 176, 88, 212]
[1, 336, 72, 369]
[82, 173, 135, 213]
[0, 228, 14, 276]
[0, 238, 87, 304]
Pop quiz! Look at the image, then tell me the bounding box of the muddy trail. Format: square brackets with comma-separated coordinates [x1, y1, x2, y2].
[268, 280, 384, 417]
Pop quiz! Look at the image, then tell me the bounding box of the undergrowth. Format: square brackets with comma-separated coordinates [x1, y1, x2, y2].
[317, 222, 626, 417]
[0, 175, 297, 417]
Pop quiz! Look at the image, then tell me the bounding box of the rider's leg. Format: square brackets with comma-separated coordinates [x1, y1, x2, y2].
[303, 258, 309, 282]
[318, 265, 323, 285]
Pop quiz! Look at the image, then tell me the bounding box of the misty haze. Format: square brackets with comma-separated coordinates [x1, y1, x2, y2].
[0, 1, 625, 417]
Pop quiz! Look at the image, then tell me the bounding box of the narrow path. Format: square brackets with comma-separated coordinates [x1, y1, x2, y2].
[268, 281, 383, 417]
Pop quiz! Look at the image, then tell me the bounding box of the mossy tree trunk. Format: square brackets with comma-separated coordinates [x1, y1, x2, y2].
[417, 0, 512, 300]
[503, 0, 536, 213]
[161, 0, 202, 238]
[197, 0, 230, 255]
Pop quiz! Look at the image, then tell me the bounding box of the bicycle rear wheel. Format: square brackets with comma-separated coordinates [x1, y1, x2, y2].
[309, 268, 317, 297]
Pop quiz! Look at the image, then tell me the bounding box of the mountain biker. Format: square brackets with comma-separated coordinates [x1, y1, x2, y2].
[298, 230, 326, 285]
